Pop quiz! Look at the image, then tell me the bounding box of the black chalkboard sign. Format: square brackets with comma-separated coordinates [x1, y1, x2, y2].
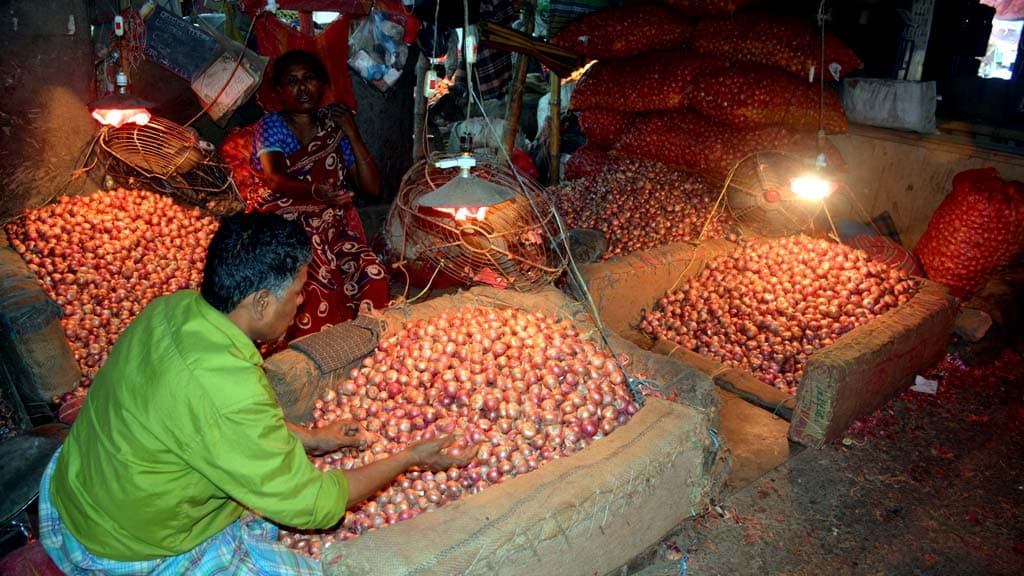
[144, 5, 221, 81]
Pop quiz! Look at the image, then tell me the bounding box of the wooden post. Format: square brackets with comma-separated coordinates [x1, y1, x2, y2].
[501, 2, 536, 155]
[299, 12, 315, 36]
[547, 72, 561, 186]
[412, 54, 429, 162]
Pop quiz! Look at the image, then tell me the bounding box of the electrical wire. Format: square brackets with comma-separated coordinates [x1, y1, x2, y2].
[181, 8, 258, 128]
[817, 0, 826, 136]
[461, 27, 655, 405]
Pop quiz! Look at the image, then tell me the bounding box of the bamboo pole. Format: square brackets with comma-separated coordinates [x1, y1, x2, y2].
[501, 2, 535, 154]
[547, 71, 561, 186]
[412, 54, 429, 162]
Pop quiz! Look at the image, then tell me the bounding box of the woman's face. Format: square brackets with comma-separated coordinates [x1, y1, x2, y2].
[277, 62, 324, 113]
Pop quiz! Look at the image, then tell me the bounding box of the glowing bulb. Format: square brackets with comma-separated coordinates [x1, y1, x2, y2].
[790, 174, 835, 201]
[437, 206, 489, 221]
[91, 107, 151, 128]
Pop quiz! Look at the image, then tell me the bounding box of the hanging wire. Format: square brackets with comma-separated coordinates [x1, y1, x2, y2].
[817, 0, 827, 136]
[181, 8, 258, 128]
[458, 0, 656, 406]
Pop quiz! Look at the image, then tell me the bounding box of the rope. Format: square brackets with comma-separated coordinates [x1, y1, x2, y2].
[407, 259, 445, 303]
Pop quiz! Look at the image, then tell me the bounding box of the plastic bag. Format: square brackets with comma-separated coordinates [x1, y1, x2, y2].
[348, 2, 418, 91]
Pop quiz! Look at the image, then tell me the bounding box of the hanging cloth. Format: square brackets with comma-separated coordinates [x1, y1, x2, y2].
[254, 13, 358, 112]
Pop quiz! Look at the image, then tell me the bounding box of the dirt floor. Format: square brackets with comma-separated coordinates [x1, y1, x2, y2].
[636, 345, 1024, 576]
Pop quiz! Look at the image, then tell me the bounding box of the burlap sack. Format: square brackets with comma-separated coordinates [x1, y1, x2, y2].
[0, 244, 79, 423]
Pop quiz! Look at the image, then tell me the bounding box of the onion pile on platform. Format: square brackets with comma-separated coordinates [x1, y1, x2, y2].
[279, 306, 640, 557]
[3, 189, 218, 394]
[640, 236, 918, 395]
[554, 158, 732, 258]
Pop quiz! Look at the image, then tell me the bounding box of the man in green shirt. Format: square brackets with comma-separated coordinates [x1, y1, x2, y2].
[39, 212, 474, 574]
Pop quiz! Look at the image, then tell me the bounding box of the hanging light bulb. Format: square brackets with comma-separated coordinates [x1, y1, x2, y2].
[88, 9, 152, 128]
[791, 1, 837, 203]
[419, 144, 516, 222]
[88, 71, 153, 128]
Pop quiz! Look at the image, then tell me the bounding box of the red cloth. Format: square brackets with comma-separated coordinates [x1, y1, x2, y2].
[0, 541, 64, 576]
[240, 0, 368, 14]
[982, 1, 1024, 20]
[254, 13, 357, 112]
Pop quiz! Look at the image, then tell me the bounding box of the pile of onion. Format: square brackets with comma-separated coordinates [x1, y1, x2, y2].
[553, 158, 732, 258]
[279, 306, 640, 558]
[639, 236, 918, 395]
[3, 189, 218, 396]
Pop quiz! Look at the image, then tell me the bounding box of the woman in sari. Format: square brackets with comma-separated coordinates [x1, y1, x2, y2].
[248, 49, 389, 341]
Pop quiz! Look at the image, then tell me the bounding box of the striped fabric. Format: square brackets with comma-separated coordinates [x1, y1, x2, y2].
[456, 0, 515, 100]
[547, 0, 610, 37]
[39, 447, 323, 576]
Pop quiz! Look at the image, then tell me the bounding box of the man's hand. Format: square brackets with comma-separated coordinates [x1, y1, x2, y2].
[306, 420, 373, 455]
[409, 436, 479, 471]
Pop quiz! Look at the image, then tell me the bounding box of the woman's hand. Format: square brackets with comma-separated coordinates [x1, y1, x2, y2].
[312, 181, 354, 206]
[327, 105, 359, 139]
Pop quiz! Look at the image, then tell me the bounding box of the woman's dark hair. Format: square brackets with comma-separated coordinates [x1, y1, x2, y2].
[201, 212, 312, 313]
[271, 50, 330, 87]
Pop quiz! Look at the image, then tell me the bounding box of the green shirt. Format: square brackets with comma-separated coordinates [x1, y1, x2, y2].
[50, 290, 348, 561]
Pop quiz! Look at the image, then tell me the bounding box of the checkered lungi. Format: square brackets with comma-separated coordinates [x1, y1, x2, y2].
[38, 447, 322, 575]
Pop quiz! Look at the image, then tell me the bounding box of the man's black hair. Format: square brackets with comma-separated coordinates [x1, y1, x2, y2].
[272, 50, 330, 87]
[201, 212, 312, 314]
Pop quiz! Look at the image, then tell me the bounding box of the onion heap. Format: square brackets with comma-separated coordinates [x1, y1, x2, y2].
[639, 236, 918, 395]
[279, 306, 640, 558]
[3, 189, 218, 394]
[553, 158, 732, 258]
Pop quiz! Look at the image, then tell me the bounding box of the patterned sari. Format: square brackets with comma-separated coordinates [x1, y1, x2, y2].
[230, 110, 389, 342]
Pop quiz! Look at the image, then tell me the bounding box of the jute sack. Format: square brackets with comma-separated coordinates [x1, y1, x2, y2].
[322, 398, 721, 576]
[0, 243, 79, 423]
[790, 280, 956, 446]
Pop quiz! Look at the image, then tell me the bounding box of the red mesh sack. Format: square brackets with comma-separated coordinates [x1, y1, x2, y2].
[579, 108, 634, 148]
[571, 50, 724, 112]
[652, 0, 763, 17]
[914, 168, 1024, 297]
[692, 64, 847, 133]
[218, 126, 258, 203]
[564, 144, 613, 181]
[690, 12, 862, 81]
[552, 5, 691, 60]
[613, 111, 799, 178]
